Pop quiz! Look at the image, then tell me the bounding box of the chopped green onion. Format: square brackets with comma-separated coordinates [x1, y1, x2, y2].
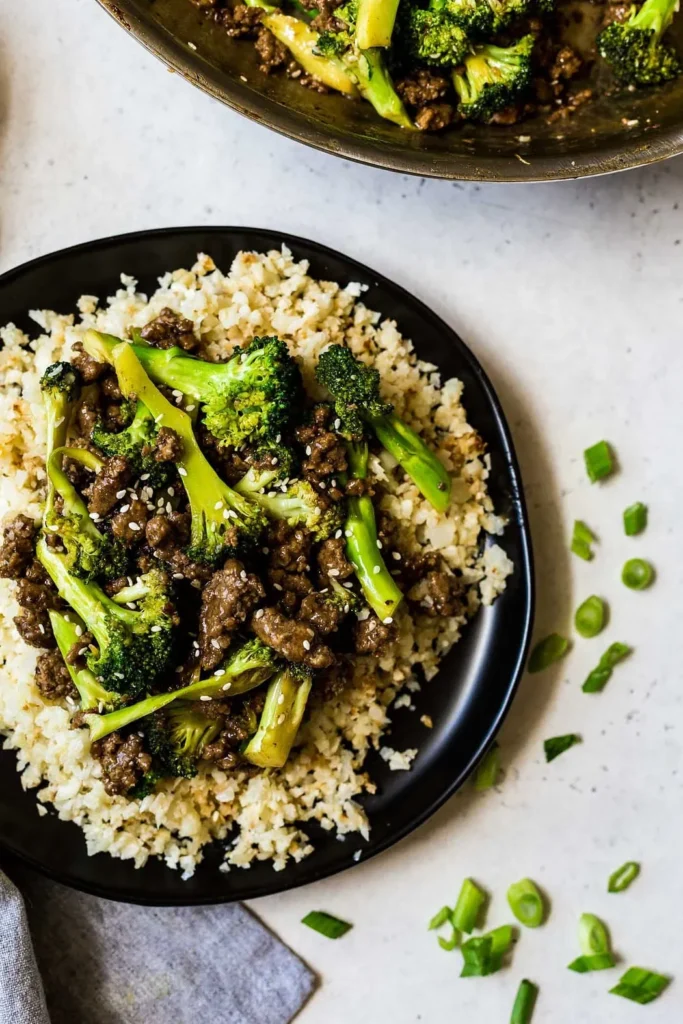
[574, 595, 607, 638]
[438, 919, 460, 952]
[568, 953, 616, 973]
[610, 967, 670, 1004]
[507, 879, 545, 928]
[301, 910, 352, 939]
[584, 440, 614, 483]
[528, 634, 570, 674]
[623, 502, 647, 536]
[460, 925, 515, 977]
[544, 734, 581, 762]
[571, 520, 596, 561]
[510, 980, 538, 1024]
[608, 861, 640, 893]
[474, 743, 500, 791]
[582, 642, 631, 693]
[579, 912, 611, 956]
[452, 878, 486, 934]
[622, 558, 655, 590]
[428, 905, 451, 930]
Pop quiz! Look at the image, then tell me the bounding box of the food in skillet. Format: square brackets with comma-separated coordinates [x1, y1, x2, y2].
[0, 249, 512, 874]
[187, 0, 680, 132]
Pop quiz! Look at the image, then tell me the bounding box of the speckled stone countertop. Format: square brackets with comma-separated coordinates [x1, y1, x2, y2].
[2, 1, 682, 1021]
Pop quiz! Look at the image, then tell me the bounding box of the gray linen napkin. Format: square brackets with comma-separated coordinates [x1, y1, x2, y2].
[1, 868, 315, 1024]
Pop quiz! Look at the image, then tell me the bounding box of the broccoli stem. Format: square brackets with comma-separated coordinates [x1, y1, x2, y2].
[632, 0, 677, 35]
[112, 342, 264, 559]
[47, 446, 104, 532]
[87, 643, 278, 742]
[242, 667, 313, 769]
[356, 0, 401, 48]
[369, 412, 452, 513]
[347, 49, 414, 128]
[49, 610, 119, 711]
[261, 12, 359, 93]
[343, 441, 404, 621]
[84, 330, 221, 400]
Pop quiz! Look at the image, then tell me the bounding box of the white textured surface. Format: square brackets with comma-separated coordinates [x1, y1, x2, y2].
[2, 1, 683, 1021]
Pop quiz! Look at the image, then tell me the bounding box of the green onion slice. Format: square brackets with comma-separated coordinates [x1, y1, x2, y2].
[571, 519, 596, 561]
[584, 440, 614, 483]
[608, 861, 640, 893]
[510, 979, 538, 1024]
[452, 878, 486, 934]
[301, 910, 352, 939]
[544, 734, 581, 762]
[574, 595, 607, 638]
[428, 905, 451, 930]
[582, 642, 631, 693]
[528, 634, 570, 674]
[568, 953, 616, 973]
[579, 913, 611, 956]
[474, 743, 500, 791]
[622, 558, 654, 590]
[507, 879, 545, 928]
[437, 918, 460, 952]
[460, 925, 515, 977]
[623, 502, 647, 536]
[610, 967, 670, 1004]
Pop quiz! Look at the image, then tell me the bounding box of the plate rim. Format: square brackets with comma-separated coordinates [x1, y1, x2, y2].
[94, 0, 683, 183]
[0, 226, 534, 905]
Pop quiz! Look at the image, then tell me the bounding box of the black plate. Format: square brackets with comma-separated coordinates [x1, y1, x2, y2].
[0, 228, 533, 905]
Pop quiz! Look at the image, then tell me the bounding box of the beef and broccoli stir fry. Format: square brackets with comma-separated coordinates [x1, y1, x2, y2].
[187, 0, 681, 131]
[1, 310, 464, 799]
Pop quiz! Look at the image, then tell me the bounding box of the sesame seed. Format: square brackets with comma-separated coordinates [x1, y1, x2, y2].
[211, 639, 221, 649]
[214, 669, 225, 677]
[191, 579, 201, 588]
[214, 501, 223, 510]
[383, 616, 393, 625]
[120, 504, 130, 513]
[227, 509, 237, 518]
[200, 695, 212, 702]
[328, 568, 340, 577]
[277, 714, 286, 725]
[334, 418, 341, 430]
[223, 509, 230, 519]
[335, 530, 342, 539]
[128, 577, 134, 586]
[89, 512, 100, 521]
[167, 487, 175, 497]
[48, 524, 60, 532]
[273, 583, 283, 591]
[314, 507, 322, 515]
[116, 489, 126, 499]
[186, 404, 196, 412]
[345, 530, 352, 538]
[373, 565, 381, 574]
[255, 609, 265, 619]
[128, 522, 141, 531]
[271, 457, 278, 466]
[376, 540, 382, 549]
[178, 467, 187, 476]
[150, 625, 162, 633]
[262, 547, 269, 555]
[303, 640, 311, 651]
[75, 625, 83, 637]
[38, 623, 45, 634]
[276, 434, 281, 443]
[222, 682, 232, 691]
[305, 446, 312, 456]
[78, 647, 89, 656]
[277, 694, 285, 704]
[172, 389, 183, 398]
[154, 414, 163, 423]
[173, 572, 184, 580]
[166, 502, 172, 514]
[392, 551, 401, 561]
[140, 473, 150, 482]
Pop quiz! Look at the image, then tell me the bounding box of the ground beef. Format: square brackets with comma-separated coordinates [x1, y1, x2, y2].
[549, 45, 582, 83]
[202, 704, 259, 770]
[71, 342, 107, 383]
[0, 514, 38, 580]
[154, 427, 183, 462]
[91, 732, 153, 797]
[298, 591, 347, 635]
[104, 576, 129, 597]
[268, 521, 313, 574]
[408, 569, 463, 617]
[254, 27, 287, 73]
[489, 106, 523, 125]
[269, 567, 314, 615]
[252, 606, 334, 669]
[74, 390, 101, 440]
[110, 498, 149, 546]
[217, 3, 263, 36]
[139, 308, 197, 351]
[317, 537, 353, 583]
[67, 633, 94, 666]
[415, 104, 454, 132]
[100, 374, 123, 401]
[34, 649, 78, 702]
[87, 456, 132, 518]
[286, 62, 330, 93]
[353, 614, 397, 655]
[198, 559, 266, 671]
[197, 427, 250, 482]
[13, 569, 61, 648]
[396, 69, 450, 107]
[295, 406, 347, 495]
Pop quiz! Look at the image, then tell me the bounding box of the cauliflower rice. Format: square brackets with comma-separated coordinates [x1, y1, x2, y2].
[0, 247, 513, 877]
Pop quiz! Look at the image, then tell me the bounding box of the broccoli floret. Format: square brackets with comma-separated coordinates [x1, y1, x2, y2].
[82, 330, 302, 449]
[37, 537, 176, 698]
[598, 0, 681, 86]
[112, 342, 267, 565]
[316, 345, 452, 513]
[45, 447, 128, 582]
[91, 401, 173, 489]
[235, 448, 344, 541]
[243, 664, 314, 769]
[343, 440, 404, 621]
[49, 610, 121, 711]
[146, 705, 222, 779]
[430, 0, 531, 36]
[453, 35, 535, 121]
[40, 362, 81, 510]
[87, 637, 281, 743]
[316, 24, 354, 56]
[403, 7, 469, 66]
